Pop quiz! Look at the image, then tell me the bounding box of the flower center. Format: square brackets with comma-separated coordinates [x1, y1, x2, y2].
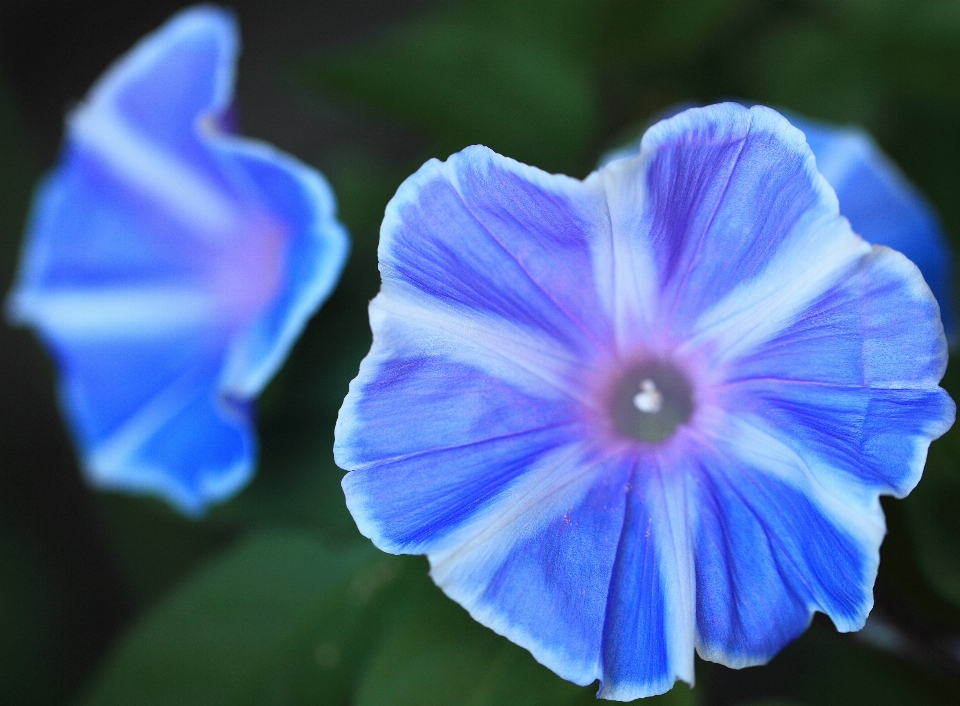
[610, 360, 693, 443]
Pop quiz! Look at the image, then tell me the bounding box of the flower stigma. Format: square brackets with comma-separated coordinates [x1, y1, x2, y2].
[633, 379, 662, 413]
[610, 360, 694, 443]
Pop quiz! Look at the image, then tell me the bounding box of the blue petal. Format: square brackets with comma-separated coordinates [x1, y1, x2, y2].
[339, 333, 699, 698]
[597, 452, 696, 699]
[65, 344, 253, 516]
[693, 422, 884, 666]
[792, 116, 955, 336]
[79, 6, 238, 176]
[620, 103, 841, 335]
[337, 103, 954, 701]
[376, 145, 613, 354]
[431, 451, 635, 690]
[602, 105, 956, 339]
[338, 351, 581, 551]
[215, 139, 349, 396]
[722, 246, 954, 497]
[13, 147, 216, 296]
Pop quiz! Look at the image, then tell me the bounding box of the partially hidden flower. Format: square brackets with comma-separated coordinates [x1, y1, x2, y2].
[605, 109, 956, 339]
[8, 6, 349, 515]
[334, 104, 954, 699]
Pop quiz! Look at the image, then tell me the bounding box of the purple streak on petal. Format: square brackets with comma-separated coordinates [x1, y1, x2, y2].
[726, 245, 947, 396]
[339, 353, 582, 551]
[636, 104, 837, 333]
[730, 381, 953, 500]
[338, 352, 576, 471]
[601, 104, 955, 339]
[598, 452, 695, 700]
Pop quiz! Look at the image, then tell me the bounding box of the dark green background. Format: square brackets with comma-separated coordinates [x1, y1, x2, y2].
[1, 0, 960, 703]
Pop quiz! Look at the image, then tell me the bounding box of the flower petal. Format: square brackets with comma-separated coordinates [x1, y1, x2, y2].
[378, 145, 612, 355]
[337, 147, 615, 477]
[428, 448, 633, 688]
[215, 140, 349, 397]
[597, 449, 696, 700]
[720, 246, 954, 496]
[8, 6, 348, 514]
[78, 6, 237, 165]
[338, 347, 582, 551]
[9, 148, 220, 308]
[57, 336, 251, 516]
[620, 104, 861, 341]
[692, 421, 884, 667]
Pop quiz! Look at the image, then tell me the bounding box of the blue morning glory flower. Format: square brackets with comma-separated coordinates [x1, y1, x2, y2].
[335, 104, 954, 700]
[8, 6, 349, 515]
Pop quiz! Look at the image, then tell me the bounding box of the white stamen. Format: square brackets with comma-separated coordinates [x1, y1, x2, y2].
[632, 379, 662, 414]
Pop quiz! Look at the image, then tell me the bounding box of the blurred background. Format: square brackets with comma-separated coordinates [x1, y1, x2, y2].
[2, 1, 960, 704]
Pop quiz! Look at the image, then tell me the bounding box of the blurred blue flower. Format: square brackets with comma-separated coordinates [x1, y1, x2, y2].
[335, 104, 953, 700]
[8, 6, 349, 515]
[605, 108, 956, 339]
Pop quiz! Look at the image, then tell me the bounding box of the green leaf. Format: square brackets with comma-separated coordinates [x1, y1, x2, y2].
[297, 1, 599, 173]
[82, 531, 403, 706]
[355, 570, 697, 706]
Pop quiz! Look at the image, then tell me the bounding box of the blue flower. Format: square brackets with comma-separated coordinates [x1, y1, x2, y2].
[335, 104, 954, 700]
[8, 6, 349, 515]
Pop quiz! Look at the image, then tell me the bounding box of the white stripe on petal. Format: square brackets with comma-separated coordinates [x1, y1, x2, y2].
[722, 414, 885, 624]
[429, 442, 593, 576]
[650, 459, 697, 687]
[429, 441, 609, 686]
[371, 282, 590, 406]
[70, 106, 240, 237]
[588, 159, 662, 350]
[685, 214, 870, 363]
[11, 287, 218, 339]
[87, 369, 205, 484]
